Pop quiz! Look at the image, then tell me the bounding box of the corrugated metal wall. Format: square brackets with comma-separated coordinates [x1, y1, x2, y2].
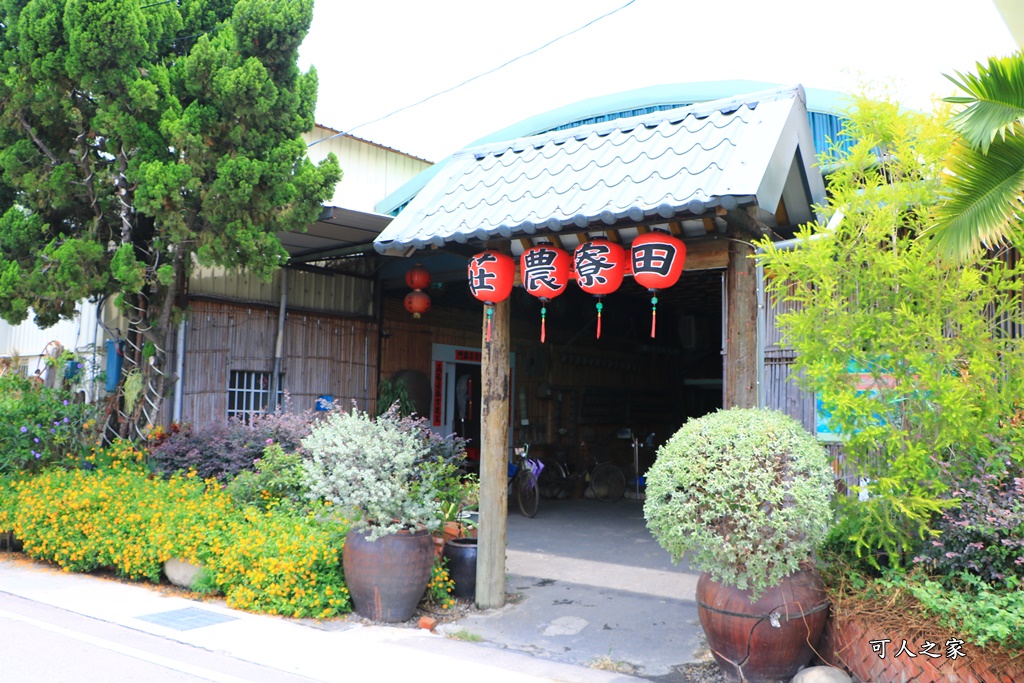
[181, 300, 378, 424]
[0, 302, 101, 374]
[303, 127, 432, 213]
[189, 266, 375, 317]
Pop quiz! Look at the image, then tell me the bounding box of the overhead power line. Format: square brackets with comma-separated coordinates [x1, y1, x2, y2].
[308, 0, 637, 148]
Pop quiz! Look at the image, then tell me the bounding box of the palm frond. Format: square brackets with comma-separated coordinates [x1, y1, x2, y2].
[945, 54, 1024, 153]
[928, 133, 1024, 262]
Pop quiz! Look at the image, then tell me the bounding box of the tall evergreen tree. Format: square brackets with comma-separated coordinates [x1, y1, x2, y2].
[0, 0, 340, 433]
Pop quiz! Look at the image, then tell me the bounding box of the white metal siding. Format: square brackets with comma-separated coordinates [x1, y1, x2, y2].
[0, 303, 100, 367]
[303, 127, 432, 212]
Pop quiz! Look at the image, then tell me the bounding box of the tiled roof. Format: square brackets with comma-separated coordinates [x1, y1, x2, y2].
[374, 85, 822, 255]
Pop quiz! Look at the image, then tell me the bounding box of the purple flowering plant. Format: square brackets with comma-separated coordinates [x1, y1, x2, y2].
[0, 373, 100, 475]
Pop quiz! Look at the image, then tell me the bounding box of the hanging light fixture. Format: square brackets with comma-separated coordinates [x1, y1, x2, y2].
[403, 263, 431, 319]
[404, 289, 431, 318]
[520, 243, 570, 343]
[631, 230, 686, 337]
[574, 238, 625, 339]
[468, 251, 514, 342]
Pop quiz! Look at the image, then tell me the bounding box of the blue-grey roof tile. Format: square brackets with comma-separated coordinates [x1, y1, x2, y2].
[374, 85, 823, 255]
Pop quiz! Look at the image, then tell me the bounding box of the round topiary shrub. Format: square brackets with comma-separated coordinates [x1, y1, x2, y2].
[644, 407, 833, 598]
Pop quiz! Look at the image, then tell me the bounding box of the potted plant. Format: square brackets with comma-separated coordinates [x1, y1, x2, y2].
[301, 404, 460, 622]
[643, 408, 834, 683]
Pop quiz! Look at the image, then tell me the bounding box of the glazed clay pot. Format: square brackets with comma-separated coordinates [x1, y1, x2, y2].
[343, 527, 434, 622]
[696, 568, 829, 683]
[442, 537, 478, 600]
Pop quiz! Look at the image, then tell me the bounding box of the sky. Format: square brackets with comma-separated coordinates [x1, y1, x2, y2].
[298, 0, 1019, 163]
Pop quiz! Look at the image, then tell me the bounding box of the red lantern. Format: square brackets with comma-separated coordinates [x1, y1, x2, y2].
[574, 238, 626, 339]
[631, 231, 686, 337]
[405, 263, 431, 290]
[520, 243, 570, 343]
[468, 251, 515, 342]
[404, 290, 431, 318]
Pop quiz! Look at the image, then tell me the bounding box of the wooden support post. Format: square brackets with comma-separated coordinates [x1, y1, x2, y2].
[724, 233, 758, 408]
[476, 295, 510, 609]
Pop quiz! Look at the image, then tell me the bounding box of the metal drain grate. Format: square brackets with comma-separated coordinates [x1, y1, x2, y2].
[136, 607, 237, 631]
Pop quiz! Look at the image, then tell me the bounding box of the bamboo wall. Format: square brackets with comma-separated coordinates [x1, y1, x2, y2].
[181, 299, 378, 424]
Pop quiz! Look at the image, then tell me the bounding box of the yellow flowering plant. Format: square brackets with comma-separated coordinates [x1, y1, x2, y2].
[423, 557, 455, 611]
[5, 442, 353, 619]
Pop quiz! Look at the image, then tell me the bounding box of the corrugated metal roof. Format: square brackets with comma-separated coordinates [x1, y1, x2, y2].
[374, 85, 824, 255]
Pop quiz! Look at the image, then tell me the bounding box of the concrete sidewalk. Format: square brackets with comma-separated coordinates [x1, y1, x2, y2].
[0, 498, 706, 681]
[443, 498, 707, 679]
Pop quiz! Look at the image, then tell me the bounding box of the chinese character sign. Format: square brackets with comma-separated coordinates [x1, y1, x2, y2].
[631, 231, 685, 290]
[574, 239, 625, 339]
[468, 250, 514, 342]
[631, 231, 686, 337]
[521, 244, 570, 300]
[521, 244, 571, 343]
[468, 251, 514, 304]
[573, 239, 625, 295]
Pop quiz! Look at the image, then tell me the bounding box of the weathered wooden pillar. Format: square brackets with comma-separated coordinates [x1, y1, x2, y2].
[476, 295, 510, 608]
[724, 226, 759, 409]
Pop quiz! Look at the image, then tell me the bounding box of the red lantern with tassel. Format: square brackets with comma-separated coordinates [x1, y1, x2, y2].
[404, 289, 431, 318]
[574, 238, 625, 339]
[405, 263, 431, 291]
[520, 243, 570, 343]
[631, 231, 686, 337]
[403, 263, 432, 319]
[468, 251, 515, 342]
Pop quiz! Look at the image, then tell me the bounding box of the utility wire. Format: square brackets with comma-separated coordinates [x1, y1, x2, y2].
[308, 0, 637, 148]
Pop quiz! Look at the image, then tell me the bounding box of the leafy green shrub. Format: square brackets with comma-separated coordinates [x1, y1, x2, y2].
[225, 442, 309, 511]
[643, 408, 833, 599]
[149, 408, 313, 480]
[302, 404, 453, 539]
[882, 571, 1024, 649]
[0, 373, 101, 474]
[758, 94, 1024, 567]
[914, 462, 1024, 586]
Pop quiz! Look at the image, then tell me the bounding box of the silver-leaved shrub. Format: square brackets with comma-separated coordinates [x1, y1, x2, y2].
[644, 408, 833, 599]
[301, 404, 444, 540]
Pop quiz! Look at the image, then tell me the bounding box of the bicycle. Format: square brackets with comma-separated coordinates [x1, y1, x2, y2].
[510, 444, 543, 518]
[538, 455, 626, 503]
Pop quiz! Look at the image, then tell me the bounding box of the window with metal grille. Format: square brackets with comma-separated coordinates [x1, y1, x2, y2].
[227, 370, 283, 422]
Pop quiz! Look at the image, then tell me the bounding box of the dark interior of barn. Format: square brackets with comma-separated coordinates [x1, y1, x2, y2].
[379, 259, 725, 484]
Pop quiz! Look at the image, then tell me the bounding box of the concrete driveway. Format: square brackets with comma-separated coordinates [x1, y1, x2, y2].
[441, 498, 709, 680]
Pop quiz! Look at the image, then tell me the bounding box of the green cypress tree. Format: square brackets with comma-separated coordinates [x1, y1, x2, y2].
[0, 0, 340, 433]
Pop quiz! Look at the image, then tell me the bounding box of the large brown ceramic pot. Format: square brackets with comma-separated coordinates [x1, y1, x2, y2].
[343, 527, 434, 622]
[696, 568, 829, 683]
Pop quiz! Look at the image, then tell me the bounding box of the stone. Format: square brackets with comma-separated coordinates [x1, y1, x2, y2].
[790, 665, 853, 683]
[418, 616, 438, 631]
[163, 558, 203, 589]
[541, 615, 588, 636]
